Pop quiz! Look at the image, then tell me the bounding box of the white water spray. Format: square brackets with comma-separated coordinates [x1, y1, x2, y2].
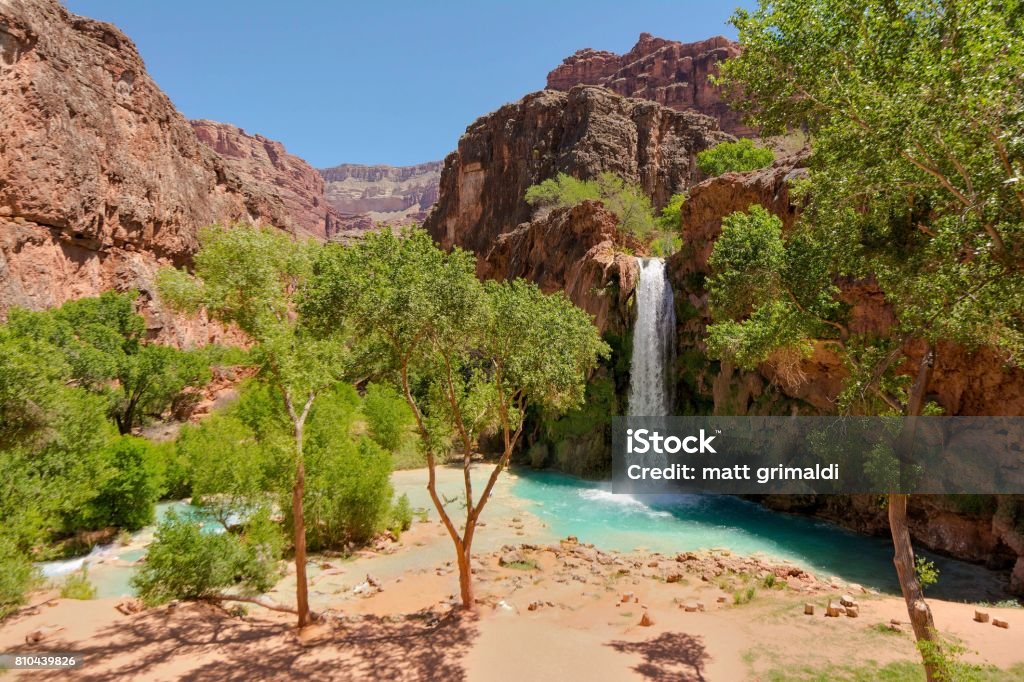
[628, 258, 676, 416]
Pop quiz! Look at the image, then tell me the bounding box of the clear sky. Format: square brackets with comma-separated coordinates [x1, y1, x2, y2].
[64, 1, 753, 168]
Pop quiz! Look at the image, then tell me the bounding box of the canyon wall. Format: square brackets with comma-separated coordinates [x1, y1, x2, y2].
[190, 120, 342, 240]
[0, 0, 308, 344]
[425, 84, 731, 255]
[319, 162, 441, 237]
[547, 33, 753, 137]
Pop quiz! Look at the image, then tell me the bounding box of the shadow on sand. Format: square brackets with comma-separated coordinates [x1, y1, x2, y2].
[607, 631, 710, 682]
[20, 603, 476, 681]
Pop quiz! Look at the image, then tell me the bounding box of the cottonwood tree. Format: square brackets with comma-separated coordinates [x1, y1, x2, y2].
[711, 1, 1024, 677]
[302, 229, 607, 609]
[158, 225, 350, 628]
[6, 292, 210, 434]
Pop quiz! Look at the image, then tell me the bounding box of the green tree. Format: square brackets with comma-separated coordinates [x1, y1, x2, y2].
[132, 510, 282, 608]
[652, 193, 686, 256]
[712, 1, 1024, 677]
[5, 292, 210, 434]
[526, 172, 657, 242]
[696, 139, 774, 177]
[362, 382, 415, 451]
[82, 436, 164, 531]
[158, 225, 351, 628]
[302, 229, 607, 610]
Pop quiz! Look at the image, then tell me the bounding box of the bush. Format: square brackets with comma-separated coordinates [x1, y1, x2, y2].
[131, 510, 281, 607]
[915, 556, 940, 591]
[85, 436, 164, 531]
[60, 568, 96, 600]
[388, 494, 414, 539]
[697, 139, 774, 176]
[363, 383, 414, 451]
[0, 537, 37, 619]
[525, 172, 656, 241]
[299, 437, 394, 551]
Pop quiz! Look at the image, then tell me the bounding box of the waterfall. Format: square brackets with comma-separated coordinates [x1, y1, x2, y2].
[628, 257, 676, 417]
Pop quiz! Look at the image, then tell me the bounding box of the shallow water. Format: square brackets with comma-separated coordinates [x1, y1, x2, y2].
[509, 469, 1008, 600]
[37, 470, 1008, 602]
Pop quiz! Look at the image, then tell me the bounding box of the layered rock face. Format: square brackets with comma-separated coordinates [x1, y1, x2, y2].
[0, 0, 299, 343]
[425, 85, 731, 255]
[477, 201, 639, 335]
[191, 120, 342, 240]
[320, 162, 441, 234]
[668, 154, 1024, 591]
[547, 33, 753, 137]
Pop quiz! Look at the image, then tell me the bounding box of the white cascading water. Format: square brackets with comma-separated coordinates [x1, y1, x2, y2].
[628, 257, 676, 417]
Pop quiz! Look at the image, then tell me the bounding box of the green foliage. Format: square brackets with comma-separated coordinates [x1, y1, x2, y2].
[0, 537, 37, 619]
[60, 568, 96, 600]
[131, 510, 281, 607]
[710, 0, 1024, 413]
[362, 382, 414, 451]
[915, 556, 940, 591]
[651, 193, 686, 256]
[697, 138, 774, 176]
[525, 172, 657, 243]
[81, 436, 164, 531]
[733, 585, 757, 605]
[299, 437, 393, 551]
[158, 225, 351, 428]
[388, 493, 414, 539]
[6, 292, 211, 434]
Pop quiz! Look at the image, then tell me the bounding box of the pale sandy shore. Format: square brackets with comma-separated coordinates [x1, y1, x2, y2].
[2, 468, 1022, 681]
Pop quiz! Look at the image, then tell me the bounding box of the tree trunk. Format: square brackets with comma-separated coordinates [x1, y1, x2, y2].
[456, 542, 474, 610]
[891, 345, 937, 681]
[293, 418, 310, 628]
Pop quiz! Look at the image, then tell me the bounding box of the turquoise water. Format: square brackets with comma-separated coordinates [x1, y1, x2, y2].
[509, 470, 1007, 599]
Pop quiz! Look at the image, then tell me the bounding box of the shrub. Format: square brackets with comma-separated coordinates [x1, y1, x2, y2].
[85, 436, 164, 531]
[915, 556, 940, 591]
[60, 569, 96, 600]
[0, 537, 37, 619]
[298, 437, 394, 551]
[388, 494, 413, 539]
[363, 383, 414, 451]
[697, 139, 774, 176]
[131, 510, 281, 607]
[525, 172, 655, 241]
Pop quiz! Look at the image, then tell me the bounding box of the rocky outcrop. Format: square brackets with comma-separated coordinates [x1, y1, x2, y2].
[425, 85, 731, 255]
[191, 120, 342, 240]
[547, 33, 753, 137]
[0, 0, 299, 342]
[478, 201, 639, 334]
[320, 162, 441, 232]
[668, 154, 1024, 591]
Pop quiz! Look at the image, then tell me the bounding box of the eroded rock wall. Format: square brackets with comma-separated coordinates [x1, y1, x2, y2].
[547, 33, 753, 137]
[425, 85, 730, 255]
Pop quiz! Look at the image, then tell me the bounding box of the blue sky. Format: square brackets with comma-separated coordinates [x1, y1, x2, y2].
[64, 1, 752, 168]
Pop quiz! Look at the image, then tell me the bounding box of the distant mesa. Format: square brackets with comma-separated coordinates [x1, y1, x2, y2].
[318, 161, 443, 237]
[546, 32, 754, 137]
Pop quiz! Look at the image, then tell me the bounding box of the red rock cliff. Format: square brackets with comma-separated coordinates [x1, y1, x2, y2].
[547, 33, 753, 137]
[191, 120, 342, 240]
[0, 0, 300, 344]
[425, 85, 731, 256]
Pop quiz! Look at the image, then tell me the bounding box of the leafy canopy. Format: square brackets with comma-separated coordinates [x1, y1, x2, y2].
[525, 172, 658, 244]
[707, 0, 1024, 412]
[696, 139, 774, 177]
[5, 292, 210, 434]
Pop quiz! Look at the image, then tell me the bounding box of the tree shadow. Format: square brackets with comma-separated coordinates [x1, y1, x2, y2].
[606, 631, 709, 682]
[18, 603, 475, 681]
